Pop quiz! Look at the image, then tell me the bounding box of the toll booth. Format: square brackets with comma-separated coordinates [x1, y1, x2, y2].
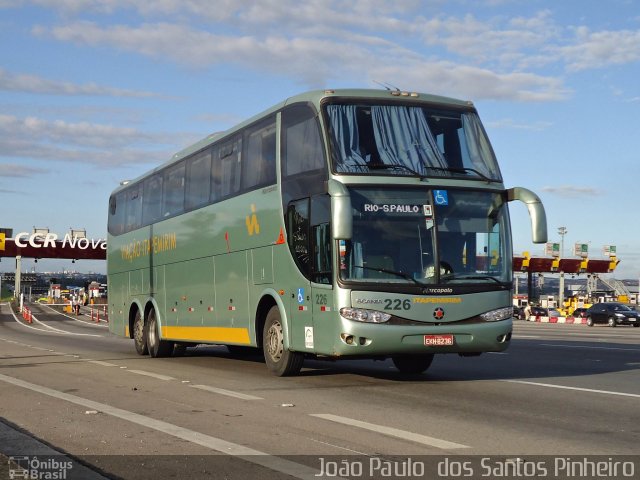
[50, 283, 61, 299]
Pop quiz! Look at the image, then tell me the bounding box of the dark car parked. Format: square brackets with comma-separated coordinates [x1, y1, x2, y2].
[529, 306, 548, 318]
[585, 302, 640, 327]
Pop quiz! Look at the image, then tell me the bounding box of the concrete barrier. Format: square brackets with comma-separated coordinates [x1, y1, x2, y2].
[529, 315, 587, 325]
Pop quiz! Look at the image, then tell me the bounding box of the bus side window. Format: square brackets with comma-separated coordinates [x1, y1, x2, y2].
[215, 136, 241, 200]
[282, 104, 325, 177]
[108, 193, 125, 235]
[242, 116, 276, 190]
[286, 198, 310, 277]
[311, 194, 332, 284]
[125, 184, 142, 232]
[162, 161, 186, 218]
[185, 149, 212, 210]
[142, 174, 162, 225]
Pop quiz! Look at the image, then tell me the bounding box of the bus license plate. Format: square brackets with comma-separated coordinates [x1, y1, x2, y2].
[424, 334, 454, 346]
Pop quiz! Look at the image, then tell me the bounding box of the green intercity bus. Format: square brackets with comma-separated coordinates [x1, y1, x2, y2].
[107, 89, 547, 376]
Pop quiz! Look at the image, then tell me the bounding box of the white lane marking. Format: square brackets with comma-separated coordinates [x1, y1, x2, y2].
[502, 380, 640, 399]
[3, 303, 103, 336]
[306, 437, 370, 456]
[0, 373, 339, 480]
[310, 414, 469, 450]
[190, 384, 263, 400]
[127, 369, 175, 381]
[487, 352, 508, 355]
[6, 307, 60, 334]
[539, 343, 640, 352]
[42, 303, 107, 328]
[88, 360, 118, 367]
[31, 313, 103, 337]
[564, 332, 638, 338]
[514, 335, 541, 339]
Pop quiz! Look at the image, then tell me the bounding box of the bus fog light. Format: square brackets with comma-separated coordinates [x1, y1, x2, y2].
[340, 308, 391, 323]
[341, 333, 355, 345]
[480, 307, 513, 322]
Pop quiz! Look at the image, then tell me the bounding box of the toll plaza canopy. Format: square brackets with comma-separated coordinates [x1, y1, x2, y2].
[512, 255, 619, 274]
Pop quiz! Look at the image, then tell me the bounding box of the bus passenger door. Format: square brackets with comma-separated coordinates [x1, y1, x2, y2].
[286, 199, 314, 353]
[286, 195, 333, 354]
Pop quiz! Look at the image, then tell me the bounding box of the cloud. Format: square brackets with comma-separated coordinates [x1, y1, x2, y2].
[0, 68, 160, 98]
[559, 27, 640, 71]
[34, 20, 570, 100]
[541, 185, 600, 197]
[21, 2, 640, 101]
[0, 114, 179, 167]
[0, 163, 48, 177]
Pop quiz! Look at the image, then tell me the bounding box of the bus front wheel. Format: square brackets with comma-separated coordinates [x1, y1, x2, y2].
[146, 309, 174, 358]
[391, 354, 434, 375]
[133, 310, 148, 355]
[263, 306, 303, 376]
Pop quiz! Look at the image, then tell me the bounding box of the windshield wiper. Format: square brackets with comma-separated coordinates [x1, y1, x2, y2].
[425, 166, 496, 183]
[347, 162, 428, 180]
[442, 274, 506, 284]
[369, 163, 427, 180]
[353, 265, 423, 285]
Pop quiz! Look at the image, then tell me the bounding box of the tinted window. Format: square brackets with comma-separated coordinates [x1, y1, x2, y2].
[282, 104, 325, 177]
[186, 149, 212, 210]
[215, 136, 241, 199]
[162, 162, 185, 218]
[142, 174, 163, 225]
[243, 117, 276, 189]
[125, 184, 142, 232]
[287, 198, 310, 277]
[108, 192, 125, 235]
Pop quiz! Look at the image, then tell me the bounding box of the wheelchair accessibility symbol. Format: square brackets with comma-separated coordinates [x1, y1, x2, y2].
[433, 190, 449, 206]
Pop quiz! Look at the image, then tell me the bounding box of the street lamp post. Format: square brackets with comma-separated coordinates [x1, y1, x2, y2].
[558, 227, 567, 308]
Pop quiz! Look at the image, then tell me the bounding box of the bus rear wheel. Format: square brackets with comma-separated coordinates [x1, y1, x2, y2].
[133, 310, 148, 355]
[392, 354, 434, 374]
[263, 306, 303, 376]
[146, 309, 174, 358]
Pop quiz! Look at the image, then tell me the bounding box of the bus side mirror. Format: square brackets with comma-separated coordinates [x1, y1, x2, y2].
[506, 187, 548, 244]
[328, 179, 352, 240]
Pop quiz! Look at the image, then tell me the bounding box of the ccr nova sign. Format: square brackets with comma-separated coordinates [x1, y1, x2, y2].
[0, 232, 107, 260]
[13, 232, 107, 250]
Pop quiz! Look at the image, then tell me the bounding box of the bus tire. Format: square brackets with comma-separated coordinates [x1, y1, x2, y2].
[133, 310, 148, 356]
[263, 306, 303, 376]
[391, 354, 434, 374]
[146, 309, 174, 358]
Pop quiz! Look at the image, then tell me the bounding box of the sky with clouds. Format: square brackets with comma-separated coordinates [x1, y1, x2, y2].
[0, 0, 639, 278]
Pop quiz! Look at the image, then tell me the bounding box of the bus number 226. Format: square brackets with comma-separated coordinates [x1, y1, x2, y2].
[384, 299, 411, 311]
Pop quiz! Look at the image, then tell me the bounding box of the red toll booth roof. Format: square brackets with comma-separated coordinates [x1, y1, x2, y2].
[558, 258, 583, 273]
[513, 257, 526, 271]
[586, 259, 615, 274]
[527, 257, 555, 272]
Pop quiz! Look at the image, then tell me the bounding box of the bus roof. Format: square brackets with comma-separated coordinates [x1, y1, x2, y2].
[112, 88, 474, 196]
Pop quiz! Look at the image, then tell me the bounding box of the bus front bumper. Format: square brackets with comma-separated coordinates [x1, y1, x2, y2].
[325, 318, 512, 357]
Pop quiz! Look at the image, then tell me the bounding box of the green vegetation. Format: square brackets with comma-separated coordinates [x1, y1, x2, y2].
[0, 285, 12, 302]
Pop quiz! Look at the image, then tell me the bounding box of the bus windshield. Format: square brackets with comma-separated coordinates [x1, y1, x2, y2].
[339, 187, 512, 285]
[326, 103, 502, 181]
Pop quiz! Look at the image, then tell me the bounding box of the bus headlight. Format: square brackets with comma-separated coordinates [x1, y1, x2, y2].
[480, 307, 513, 322]
[340, 308, 391, 323]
